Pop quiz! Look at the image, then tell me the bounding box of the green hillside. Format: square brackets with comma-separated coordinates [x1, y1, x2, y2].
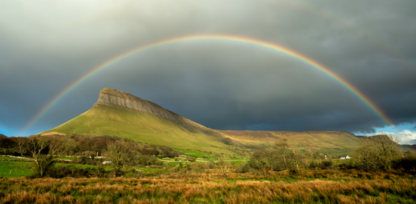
[43, 104, 232, 154]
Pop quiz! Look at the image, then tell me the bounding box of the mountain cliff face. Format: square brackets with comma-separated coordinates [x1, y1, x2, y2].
[94, 88, 218, 136]
[95, 88, 180, 122]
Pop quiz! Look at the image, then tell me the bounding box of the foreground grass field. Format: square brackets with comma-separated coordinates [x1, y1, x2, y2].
[0, 169, 415, 203]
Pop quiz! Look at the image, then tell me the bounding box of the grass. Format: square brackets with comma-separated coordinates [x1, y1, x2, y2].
[54, 163, 97, 169]
[176, 149, 211, 158]
[0, 155, 13, 160]
[167, 162, 188, 166]
[0, 161, 98, 178]
[58, 157, 76, 160]
[0, 161, 33, 178]
[228, 160, 247, 165]
[0, 169, 415, 203]
[137, 168, 166, 173]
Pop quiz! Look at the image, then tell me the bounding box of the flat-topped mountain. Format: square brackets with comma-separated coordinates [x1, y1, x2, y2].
[42, 88, 362, 154]
[94, 88, 219, 136]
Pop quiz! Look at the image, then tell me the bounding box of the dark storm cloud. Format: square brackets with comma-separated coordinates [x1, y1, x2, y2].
[1, 0, 416, 136]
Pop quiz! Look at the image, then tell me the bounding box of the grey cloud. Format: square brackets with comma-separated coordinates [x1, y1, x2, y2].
[0, 0, 415, 136]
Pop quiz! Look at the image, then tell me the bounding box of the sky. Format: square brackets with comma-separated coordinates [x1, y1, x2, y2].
[1, 0, 416, 143]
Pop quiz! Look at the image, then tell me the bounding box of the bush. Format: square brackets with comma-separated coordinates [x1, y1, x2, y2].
[28, 165, 111, 179]
[393, 156, 416, 171]
[207, 161, 215, 169]
[235, 164, 251, 173]
[321, 160, 333, 169]
[198, 163, 208, 169]
[309, 160, 320, 169]
[221, 138, 233, 145]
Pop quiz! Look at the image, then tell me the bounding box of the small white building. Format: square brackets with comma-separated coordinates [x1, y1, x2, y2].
[102, 161, 112, 165]
[339, 155, 351, 160]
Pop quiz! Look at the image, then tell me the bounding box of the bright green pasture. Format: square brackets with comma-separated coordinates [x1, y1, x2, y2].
[0, 161, 32, 178]
[0, 161, 98, 178]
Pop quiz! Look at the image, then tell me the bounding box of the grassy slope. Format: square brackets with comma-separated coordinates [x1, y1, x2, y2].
[43, 105, 232, 154]
[218, 130, 361, 152]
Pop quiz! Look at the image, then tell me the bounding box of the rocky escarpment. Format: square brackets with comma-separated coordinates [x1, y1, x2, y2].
[94, 88, 220, 136]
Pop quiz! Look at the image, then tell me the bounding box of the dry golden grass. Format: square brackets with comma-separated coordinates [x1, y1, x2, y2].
[0, 170, 415, 203]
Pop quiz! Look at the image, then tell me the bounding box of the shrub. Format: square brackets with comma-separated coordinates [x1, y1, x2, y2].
[198, 163, 208, 169]
[393, 156, 416, 171]
[235, 164, 251, 173]
[221, 138, 233, 145]
[321, 160, 333, 169]
[309, 160, 320, 168]
[207, 161, 215, 169]
[187, 156, 196, 162]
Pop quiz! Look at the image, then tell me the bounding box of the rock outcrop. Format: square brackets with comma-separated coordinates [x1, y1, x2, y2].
[94, 88, 219, 136]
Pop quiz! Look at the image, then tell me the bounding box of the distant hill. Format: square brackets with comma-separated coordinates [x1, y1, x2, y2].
[408, 139, 416, 145]
[42, 88, 363, 154]
[0, 133, 6, 138]
[217, 130, 361, 152]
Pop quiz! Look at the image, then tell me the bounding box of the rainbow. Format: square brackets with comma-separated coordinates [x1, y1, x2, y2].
[22, 35, 394, 135]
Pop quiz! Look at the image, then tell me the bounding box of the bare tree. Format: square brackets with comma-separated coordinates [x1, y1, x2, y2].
[47, 136, 65, 156]
[287, 147, 307, 174]
[26, 136, 52, 177]
[218, 155, 230, 177]
[104, 142, 140, 177]
[273, 138, 289, 169]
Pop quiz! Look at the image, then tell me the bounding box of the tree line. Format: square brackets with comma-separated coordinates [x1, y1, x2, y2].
[244, 134, 415, 174]
[0, 134, 179, 177]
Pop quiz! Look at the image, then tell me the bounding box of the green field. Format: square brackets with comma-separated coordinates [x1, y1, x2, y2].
[177, 149, 212, 158]
[0, 155, 12, 159]
[0, 161, 100, 178]
[0, 161, 32, 178]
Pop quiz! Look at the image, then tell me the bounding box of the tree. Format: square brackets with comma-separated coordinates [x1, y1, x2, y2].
[103, 142, 140, 177]
[218, 155, 230, 177]
[12, 137, 28, 157]
[286, 147, 307, 174]
[249, 150, 280, 171]
[26, 136, 52, 177]
[0, 136, 16, 154]
[273, 138, 289, 169]
[353, 134, 400, 171]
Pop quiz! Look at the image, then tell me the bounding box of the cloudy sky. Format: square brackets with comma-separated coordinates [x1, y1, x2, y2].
[1, 0, 416, 143]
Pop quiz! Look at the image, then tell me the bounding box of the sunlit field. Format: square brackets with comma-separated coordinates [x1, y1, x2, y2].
[1, 169, 415, 203]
